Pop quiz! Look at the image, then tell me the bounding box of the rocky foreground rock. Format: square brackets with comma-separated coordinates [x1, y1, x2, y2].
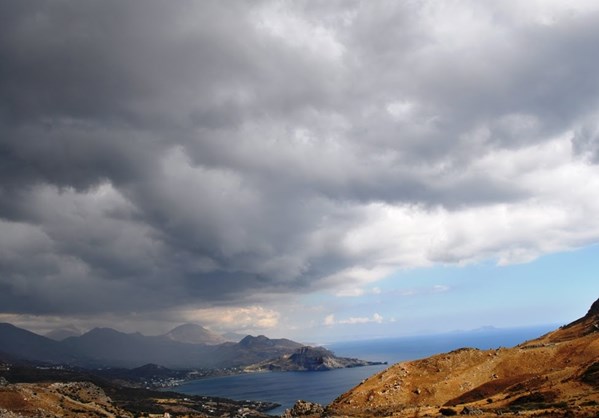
[282, 400, 325, 417]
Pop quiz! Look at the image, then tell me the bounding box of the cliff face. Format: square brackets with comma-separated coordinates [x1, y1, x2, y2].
[325, 298, 599, 417]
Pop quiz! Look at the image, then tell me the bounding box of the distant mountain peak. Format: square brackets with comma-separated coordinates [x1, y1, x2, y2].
[163, 323, 226, 345]
[241, 334, 268, 341]
[239, 335, 273, 347]
[45, 325, 82, 341]
[85, 327, 123, 336]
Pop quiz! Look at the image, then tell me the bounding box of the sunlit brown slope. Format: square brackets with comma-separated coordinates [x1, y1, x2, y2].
[0, 381, 131, 417]
[327, 299, 599, 417]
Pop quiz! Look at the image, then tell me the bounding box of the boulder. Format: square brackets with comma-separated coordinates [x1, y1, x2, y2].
[281, 400, 324, 417]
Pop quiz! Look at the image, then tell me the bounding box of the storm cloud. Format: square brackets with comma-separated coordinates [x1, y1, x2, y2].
[2, 0, 599, 331]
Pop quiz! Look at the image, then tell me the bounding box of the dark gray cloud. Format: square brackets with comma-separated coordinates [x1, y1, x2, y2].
[2, 0, 599, 324]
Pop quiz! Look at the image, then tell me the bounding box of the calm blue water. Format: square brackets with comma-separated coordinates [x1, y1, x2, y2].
[175, 366, 387, 415]
[174, 325, 555, 415]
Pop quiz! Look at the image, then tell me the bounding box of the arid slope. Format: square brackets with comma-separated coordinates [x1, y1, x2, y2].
[327, 299, 599, 417]
[0, 381, 131, 418]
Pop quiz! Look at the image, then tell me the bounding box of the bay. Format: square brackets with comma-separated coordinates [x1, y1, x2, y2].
[174, 325, 556, 415]
[175, 366, 387, 416]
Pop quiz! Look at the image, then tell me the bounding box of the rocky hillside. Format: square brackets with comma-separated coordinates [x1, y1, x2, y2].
[0, 380, 131, 417]
[325, 298, 599, 417]
[246, 346, 385, 371]
[0, 378, 278, 417]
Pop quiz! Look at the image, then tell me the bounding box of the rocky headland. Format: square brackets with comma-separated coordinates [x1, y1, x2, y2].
[245, 346, 386, 372]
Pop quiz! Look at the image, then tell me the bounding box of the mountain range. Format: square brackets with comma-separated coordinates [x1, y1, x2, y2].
[0, 323, 303, 369]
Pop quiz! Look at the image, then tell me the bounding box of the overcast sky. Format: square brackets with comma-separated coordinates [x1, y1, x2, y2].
[1, 0, 599, 341]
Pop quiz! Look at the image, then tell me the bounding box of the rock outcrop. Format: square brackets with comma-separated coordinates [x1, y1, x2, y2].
[282, 400, 324, 417]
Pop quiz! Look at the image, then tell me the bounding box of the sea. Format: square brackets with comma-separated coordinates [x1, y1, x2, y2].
[174, 325, 556, 415]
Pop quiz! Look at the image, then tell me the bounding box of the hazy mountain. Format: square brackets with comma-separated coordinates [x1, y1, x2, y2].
[0, 323, 78, 364]
[59, 327, 215, 368]
[238, 334, 299, 349]
[45, 325, 82, 341]
[211, 335, 304, 367]
[162, 323, 226, 345]
[0, 324, 305, 369]
[222, 331, 248, 342]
